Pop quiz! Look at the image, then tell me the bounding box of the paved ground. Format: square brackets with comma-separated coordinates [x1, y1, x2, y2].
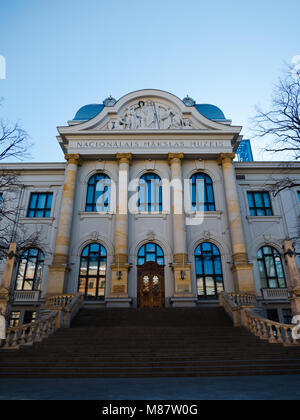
[0, 376, 300, 400]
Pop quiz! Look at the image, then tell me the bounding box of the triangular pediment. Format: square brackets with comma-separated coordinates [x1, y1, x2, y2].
[61, 90, 238, 134]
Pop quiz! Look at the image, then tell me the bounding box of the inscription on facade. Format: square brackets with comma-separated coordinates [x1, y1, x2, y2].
[72, 140, 226, 150]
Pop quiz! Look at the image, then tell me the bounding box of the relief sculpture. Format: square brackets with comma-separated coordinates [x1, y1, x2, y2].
[105, 100, 194, 130]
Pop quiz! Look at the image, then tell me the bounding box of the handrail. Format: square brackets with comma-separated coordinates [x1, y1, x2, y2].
[61, 293, 84, 328]
[220, 291, 299, 346]
[226, 292, 257, 307]
[45, 294, 76, 309]
[243, 307, 299, 346]
[3, 310, 58, 350]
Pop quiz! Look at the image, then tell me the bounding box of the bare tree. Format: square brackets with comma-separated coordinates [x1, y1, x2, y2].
[0, 100, 44, 262]
[252, 68, 300, 159]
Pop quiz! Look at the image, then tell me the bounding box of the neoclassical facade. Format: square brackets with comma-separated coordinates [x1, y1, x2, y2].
[1, 89, 300, 327]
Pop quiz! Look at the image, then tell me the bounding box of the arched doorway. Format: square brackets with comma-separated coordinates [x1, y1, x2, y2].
[137, 243, 165, 308]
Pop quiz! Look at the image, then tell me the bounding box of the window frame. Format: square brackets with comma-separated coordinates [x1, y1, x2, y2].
[247, 191, 273, 216]
[78, 243, 107, 300]
[257, 246, 286, 289]
[138, 173, 163, 213]
[137, 243, 164, 266]
[15, 248, 45, 291]
[195, 242, 224, 299]
[85, 173, 111, 213]
[190, 173, 216, 212]
[27, 192, 53, 218]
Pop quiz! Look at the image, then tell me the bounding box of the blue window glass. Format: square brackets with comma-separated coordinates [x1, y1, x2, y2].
[79, 243, 107, 300]
[195, 242, 224, 299]
[27, 193, 53, 218]
[137, 243, 164, 266]
[138, 173, 162, 213]
[257, 246, 286, 289]
[15, 248, 45, 291]
[85, 174, 111, 213]
[190, 173, 216, 212]
[247, 192, 273, 216]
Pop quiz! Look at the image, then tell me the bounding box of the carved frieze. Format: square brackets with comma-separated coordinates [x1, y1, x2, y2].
[103, 100, 195, 131]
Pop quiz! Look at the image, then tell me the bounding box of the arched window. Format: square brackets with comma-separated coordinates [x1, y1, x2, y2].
[138, 173, 162, 213]
[79, 243, 107, 300]
[137, 243, 164, 266]
[195, 242, 223, 298]
[257, 246, 286, 289]
[86, 174, 111, 212]
[190, 173, 216, 211]
[15, 248, 45, 291]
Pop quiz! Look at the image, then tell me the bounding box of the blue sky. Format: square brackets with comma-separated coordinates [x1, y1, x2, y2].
[0, 0, 299, 162]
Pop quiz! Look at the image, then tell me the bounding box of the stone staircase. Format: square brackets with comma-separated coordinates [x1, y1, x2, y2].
[1, 307, 300, 378]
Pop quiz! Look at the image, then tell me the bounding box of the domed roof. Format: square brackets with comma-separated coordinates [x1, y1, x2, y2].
[72, 94, 228, 122]
[73, 104, 104, 121]
[195, 104, 226, 121]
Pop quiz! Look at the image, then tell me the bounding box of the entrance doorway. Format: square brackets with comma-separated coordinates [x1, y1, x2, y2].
[138, 262, 165, 308]
[137, 243, 165, 308]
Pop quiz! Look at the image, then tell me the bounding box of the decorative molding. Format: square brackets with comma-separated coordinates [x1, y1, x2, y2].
[102, 100, 195, 131]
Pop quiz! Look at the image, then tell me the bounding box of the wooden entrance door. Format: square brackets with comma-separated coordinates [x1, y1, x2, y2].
[137, 262, 165, 308]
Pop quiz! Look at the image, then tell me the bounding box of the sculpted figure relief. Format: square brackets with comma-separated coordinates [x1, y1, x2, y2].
[105, 100, 195, 130]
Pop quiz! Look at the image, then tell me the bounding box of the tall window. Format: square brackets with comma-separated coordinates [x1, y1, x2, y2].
[195, 242, 224, 298]
[86, 174, 111, 212]
[190, 173, 215, 212]
[79, 243, 107, 300]
[257, 246, 286, 289]
[15, 248, 45, 291]
[27, 192, 53, 218]
[137, 243, 164, 266]
[138, 173, 162, 213]
[247, 192, 273, 216]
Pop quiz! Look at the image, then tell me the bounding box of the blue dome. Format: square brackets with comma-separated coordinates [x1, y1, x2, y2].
[73, 104, 104, 121]
[195, 104, 226, 121]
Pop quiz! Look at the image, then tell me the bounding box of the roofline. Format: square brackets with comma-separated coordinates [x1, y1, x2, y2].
[0, 162, 66, 170]
[234, 161, 300, 169]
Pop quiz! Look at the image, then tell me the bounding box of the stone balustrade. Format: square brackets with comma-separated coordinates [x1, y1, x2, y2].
[243, 308, 299, 346]
[3, 311, 58, 350]
[45, 293, 83, 328]
[45, 294, 76, 309]
[220, 291, 299, 346]
[13, 290, 41, 303]
[226, 292, 257, 307]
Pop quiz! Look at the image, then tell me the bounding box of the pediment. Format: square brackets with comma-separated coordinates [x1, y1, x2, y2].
[62, 90, 237, 134]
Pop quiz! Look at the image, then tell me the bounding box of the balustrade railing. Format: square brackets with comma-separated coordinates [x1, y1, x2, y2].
[45, 294, 76, 309]
[45, 293, 83, 328]
[3, 311, 58, 350]
[244, 308, 299, 346]
[220, 291, 299, 346]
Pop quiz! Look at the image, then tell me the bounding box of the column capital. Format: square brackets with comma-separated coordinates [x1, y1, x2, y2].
[217, 153, 236, 165]
[116, 153, 132, 165]
[64, 154, 82, 166]
[168, 153, 184, 165]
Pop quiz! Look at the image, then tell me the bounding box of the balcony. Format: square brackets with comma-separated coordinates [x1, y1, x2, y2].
[13, 290, 41, 303]
[261, 288, 290, 301]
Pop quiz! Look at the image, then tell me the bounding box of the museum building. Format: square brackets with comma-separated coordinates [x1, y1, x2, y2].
[1, 89, 300, 329]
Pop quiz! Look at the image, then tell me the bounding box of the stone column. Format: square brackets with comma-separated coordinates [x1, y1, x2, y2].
[168, 153, 194, 305]
[283, 240, 300, 316]
[108, 153, 132, 306]
[0, 242, 17, 316]
[218, 153, 256, 294]
[46, 154, 82, 296]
